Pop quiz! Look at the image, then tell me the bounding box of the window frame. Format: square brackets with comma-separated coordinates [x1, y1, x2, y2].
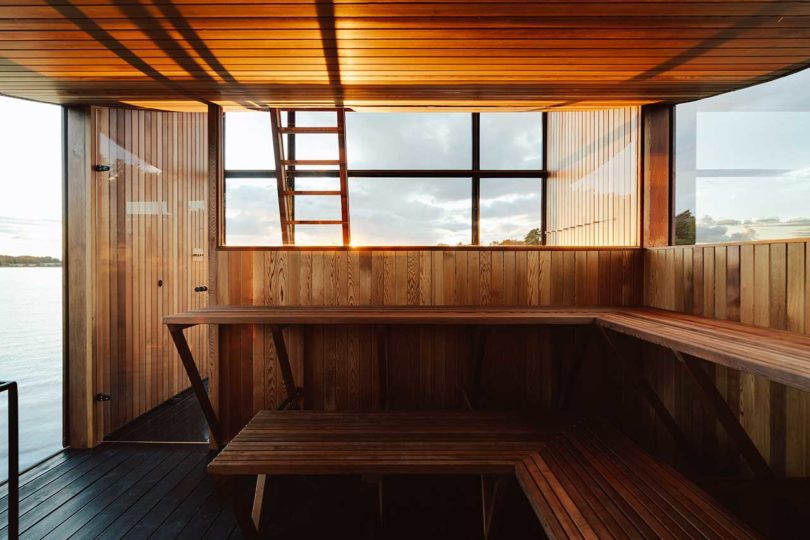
[222, 111, 548, 248]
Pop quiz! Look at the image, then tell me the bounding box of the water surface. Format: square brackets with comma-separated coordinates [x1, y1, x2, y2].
[0, 267, 63, 481]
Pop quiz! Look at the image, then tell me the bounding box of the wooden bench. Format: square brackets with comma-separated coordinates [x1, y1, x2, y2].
[208, 410, 555, 536]
[208, 410, 553, 476]
[516, 425, 760, 539]
[165, 306, 809, 536]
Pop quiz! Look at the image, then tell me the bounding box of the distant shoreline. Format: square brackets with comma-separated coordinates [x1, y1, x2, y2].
[0, 255, 62, 267]
[0, 264, 61, 267]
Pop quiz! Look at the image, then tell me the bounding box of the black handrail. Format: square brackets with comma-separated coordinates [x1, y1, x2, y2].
[0, 381, 18, 539]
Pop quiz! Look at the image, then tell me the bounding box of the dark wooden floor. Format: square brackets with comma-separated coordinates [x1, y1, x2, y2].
[0, 443, 240, 539]
[106, 385, 209, 443]
[1, 387, 544, 539]
[0, 446, 543, 540]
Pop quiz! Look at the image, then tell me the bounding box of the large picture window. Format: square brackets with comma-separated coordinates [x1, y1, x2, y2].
[674, 68, 810, 245]
[223, 111, 545, 247]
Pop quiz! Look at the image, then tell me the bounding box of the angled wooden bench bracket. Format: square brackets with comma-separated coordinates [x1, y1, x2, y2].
[597, 326, 704, 473]
[670, 349, 773, 479]
[270, 325, 301, 408]
[556, 326, 590, 411]
[466, 326, 489, 411]
[376, 325, 390, 410]
[168, 323, 224, 449]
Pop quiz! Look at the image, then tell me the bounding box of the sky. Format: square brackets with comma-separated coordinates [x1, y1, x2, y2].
[224, 111, 544, 246]
[675, 67, 810, 243]
[0, 96, 62, 258]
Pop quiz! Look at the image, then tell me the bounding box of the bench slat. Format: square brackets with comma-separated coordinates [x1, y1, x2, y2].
[519, 427, 761, 540]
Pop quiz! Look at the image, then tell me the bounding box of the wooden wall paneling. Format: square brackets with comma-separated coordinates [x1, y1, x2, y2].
[642, 104, 672, 247]
[214, 248, 642, 440]
[643, 241, 810, 477]
[546, 108, 641, 246]
[65, 106, 94, 448]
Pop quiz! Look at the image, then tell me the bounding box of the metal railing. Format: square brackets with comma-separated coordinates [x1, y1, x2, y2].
[1, 381, 18, 539]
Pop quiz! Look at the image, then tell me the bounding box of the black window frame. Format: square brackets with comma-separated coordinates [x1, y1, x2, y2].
[223, 111, 548, 247]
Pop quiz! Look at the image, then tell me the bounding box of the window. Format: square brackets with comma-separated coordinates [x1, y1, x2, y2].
[675, 68, 810, 245]
[349, 178, 472, 246]
[224, 111, 545, 246]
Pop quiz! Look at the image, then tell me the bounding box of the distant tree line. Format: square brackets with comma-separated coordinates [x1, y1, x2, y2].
[0, 254, 62, 267]
[489, 228, 543, 246]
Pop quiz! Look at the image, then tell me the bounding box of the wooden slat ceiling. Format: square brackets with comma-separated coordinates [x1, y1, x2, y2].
[1, 1, 810, 111]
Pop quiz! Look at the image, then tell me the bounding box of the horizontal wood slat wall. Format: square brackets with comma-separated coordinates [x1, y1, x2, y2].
[643, 241, 810, 476]
[91, 107, 209, 442]
[546, 108, 640, 247]
[214, 248, 642, 441]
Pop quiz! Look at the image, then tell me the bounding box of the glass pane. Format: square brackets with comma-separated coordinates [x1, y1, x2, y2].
[285, 133, 339, 161]
[480, 178, 542, 245]
[675, 67, 810, 245]
[282, 111, 337, 127]
[349, 178, 471, 246]
[480, 113, 543, 170]
[225, 112, 274, 170]
[293, 177, 340, 191]
[224, 177, 282, 246]
[346, 113, 471, 169]
[294, 225, 343, 246]
[294, 196, 342, 221]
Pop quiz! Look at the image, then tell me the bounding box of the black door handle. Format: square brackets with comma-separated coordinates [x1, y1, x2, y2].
[194, 286, 209, 293]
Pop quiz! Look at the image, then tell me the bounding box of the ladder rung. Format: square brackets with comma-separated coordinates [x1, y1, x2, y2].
[279, 127, 340, 134]
[282, 159, 340, 166]
[284, 220, 345, 225]
[283, 190, 342, 196]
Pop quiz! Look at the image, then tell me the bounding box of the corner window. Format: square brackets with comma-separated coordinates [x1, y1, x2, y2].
[675, 68, 810, 245]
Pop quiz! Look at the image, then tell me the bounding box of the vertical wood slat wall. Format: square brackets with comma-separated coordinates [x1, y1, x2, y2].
[644, 241, 810, 476]
[214, 248, 643, 441]
[90, 107, 209, 441]
[546, 108, 641, 247]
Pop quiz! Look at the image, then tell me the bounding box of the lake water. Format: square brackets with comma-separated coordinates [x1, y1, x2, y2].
[0, 267, 63, 482]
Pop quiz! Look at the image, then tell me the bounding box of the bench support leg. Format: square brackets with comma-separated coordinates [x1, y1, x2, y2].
[252, 474, 269, 531]
[217, 476, 259, 539]
[481, 475, 506, 540]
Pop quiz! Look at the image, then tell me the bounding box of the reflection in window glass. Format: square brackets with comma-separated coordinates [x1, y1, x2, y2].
[225, 178, 281, 246]
[346, 113, 471, 169]
[480, 113, 543, 169]
[480, 179, 542, 245]
[225, 112, 274, 170]
[675, 68, 810, 244]
[349, 178, 471, 246]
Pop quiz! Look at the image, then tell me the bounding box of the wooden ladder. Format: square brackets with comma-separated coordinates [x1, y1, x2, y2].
[269, 108, 350, 245]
